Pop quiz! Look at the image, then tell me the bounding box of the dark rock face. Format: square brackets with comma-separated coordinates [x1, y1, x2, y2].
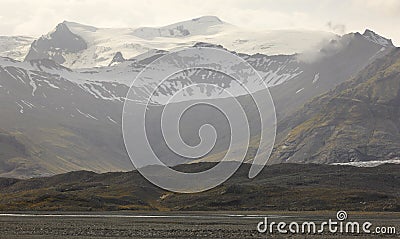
[363, 29, 394, 47]
[24, 22, 87, 64]
[108, 52, 125, 66]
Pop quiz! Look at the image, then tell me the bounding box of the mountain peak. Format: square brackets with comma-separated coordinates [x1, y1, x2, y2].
[44, 21, 79, 39]
[62, 21, 98, 31]
[191, 16, 223, 24]
[362, 29, 393, 47]
[54, 21, 71, 32]
[24, 21, 88, 64]
[62, 20, 74, 24]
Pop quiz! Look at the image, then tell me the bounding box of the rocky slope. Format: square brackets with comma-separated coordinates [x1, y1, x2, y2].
[271, 48, 400, 164]
[0, 57, 131, 178]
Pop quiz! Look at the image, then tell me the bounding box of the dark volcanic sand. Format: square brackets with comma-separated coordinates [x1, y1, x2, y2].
[0, 211, 399, 238]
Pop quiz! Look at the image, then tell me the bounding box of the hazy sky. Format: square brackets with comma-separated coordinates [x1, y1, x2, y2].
[0, 0, 399, 45]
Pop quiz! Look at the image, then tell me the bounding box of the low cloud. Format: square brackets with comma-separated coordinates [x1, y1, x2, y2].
[326, 21, 346, 35]
[296, 35, 348, 63]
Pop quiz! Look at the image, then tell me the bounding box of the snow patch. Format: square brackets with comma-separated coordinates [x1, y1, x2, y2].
[21, 100, 34, 108]
[76, 108, 98, 120]
[332, 159, 400, 167]
[16, 102, 24, 113]
[107, 116, 118, 124]
[312, 73, 320, 84]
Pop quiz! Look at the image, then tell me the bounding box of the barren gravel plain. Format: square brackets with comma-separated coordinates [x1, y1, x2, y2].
[0, 211, 399, 238]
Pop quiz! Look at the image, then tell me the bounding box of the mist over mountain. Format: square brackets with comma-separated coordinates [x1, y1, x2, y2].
[271, 48, 400, 165]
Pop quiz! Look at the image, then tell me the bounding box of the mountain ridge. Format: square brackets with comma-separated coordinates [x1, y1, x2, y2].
[0, 162, 399, 211]
[0, 16, 395, 69]
[270, 47, 400, 164]
[18, 16, 338, 68]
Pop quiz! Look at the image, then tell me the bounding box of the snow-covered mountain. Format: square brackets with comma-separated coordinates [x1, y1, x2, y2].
[0, 27, 395, 178]
[0, 36, 34, 61]
[362, 29, 393, 47]
[0, 15, 397, 178]
[23, 16, 338, 68]
[24, 22, 87, 66]
[132, 15, 227, 39]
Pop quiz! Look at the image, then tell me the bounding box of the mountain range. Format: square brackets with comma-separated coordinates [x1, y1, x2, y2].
[0, 16, 398, 178]
[20, 16, 337, 68]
